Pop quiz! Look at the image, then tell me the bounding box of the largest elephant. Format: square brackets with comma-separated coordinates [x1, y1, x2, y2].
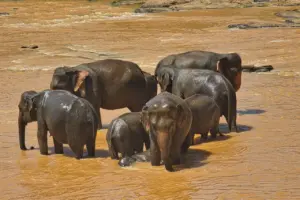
[50, 59, 158, 128]
[155, 50, 242, 92]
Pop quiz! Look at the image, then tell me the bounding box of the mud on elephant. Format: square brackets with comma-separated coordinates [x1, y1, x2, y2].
[50, 59, 158, 129]
[155, 50, 242, 92]
[18, 90, 98, 159]
[141, 92, 192, 172]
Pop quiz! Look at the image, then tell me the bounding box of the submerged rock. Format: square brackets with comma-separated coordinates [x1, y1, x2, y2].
[21, 45, 39, 49]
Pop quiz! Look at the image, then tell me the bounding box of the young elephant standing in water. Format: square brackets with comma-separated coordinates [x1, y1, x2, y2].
[18, 90, 98, 159]
[141, 92, 192, 172]
[106, 112, 150, 160]
[182, 94, 222, 150]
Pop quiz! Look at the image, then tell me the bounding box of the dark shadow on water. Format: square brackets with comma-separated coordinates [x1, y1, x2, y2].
[219, 123, 253, 134]
[193, 134, 232, 145]
[237, 109, 266, 116]
[48, 146, 109, 159]
[176, 148, 212, 171]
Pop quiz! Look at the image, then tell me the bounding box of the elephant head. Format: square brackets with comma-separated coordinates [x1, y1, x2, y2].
[155, 67, 175, 92]
[18, 91, 39, 150]
[141, 102, 186, 172]
[50, 66, 89, 98]
[217, 53, 242, 92]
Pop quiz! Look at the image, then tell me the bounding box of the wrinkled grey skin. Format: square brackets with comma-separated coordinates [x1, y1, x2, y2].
[155, 50, 242, 92]
[50, 59, 158, 129]
[106, 112, 150, 160]
[18, 90, 98, 159]
[183, 94, 222, 150]
[157, 68, 238, 132]
[141, 92, 192, 172]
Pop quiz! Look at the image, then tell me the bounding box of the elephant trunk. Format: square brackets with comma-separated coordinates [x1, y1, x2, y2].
[18, 111, 27, 150]
[157, 131, 174, 172]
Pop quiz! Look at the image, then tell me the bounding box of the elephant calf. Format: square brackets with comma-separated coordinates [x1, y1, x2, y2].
[141, 92, 192, 172]
[106, 112, 150, 160]
[18, 90, 98, 159]
[183, 94, 222, 149]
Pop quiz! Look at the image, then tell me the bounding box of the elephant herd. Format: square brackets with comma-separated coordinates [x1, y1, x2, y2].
[18, 50, 242, 172]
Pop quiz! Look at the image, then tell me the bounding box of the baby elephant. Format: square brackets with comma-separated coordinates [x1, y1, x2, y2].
[183, 94, 222, 148]
[18, 90, 98, 159]
[106, 112, 150, 160]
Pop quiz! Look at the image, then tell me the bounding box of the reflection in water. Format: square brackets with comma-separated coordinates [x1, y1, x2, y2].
[0, 0, 300, 199]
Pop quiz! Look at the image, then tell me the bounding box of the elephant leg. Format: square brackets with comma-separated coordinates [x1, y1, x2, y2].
[37, 120, 48, 155]
[69, 144, 84, 160]
[191, 134, 195, 145]
[95, 105, 102, 130]
[86, 136, 96, 157]
[232, 115, 239, 133]
[150, 136, 161, 166]
[135, 140, 144, 153]
[171, 134, 181, 165]
[144, 135, 150, 150]
[200, 133, 208, 141]
[181, 132, 192, 154]
[53, 137, 63, 154]
[122, 140, 134, 158]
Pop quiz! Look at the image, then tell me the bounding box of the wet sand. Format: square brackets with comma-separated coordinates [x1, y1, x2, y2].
[1, 1, 300, 199]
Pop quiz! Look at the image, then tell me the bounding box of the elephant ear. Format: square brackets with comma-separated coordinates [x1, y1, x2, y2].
[176, 104, 186, 128]
[25, 94, 38, 113]
[161, 71, 174, 91]
[217, 57, 231, 77]
[74, 70, 89, 97]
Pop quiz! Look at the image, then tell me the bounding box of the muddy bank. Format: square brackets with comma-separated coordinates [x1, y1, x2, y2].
[112, 0, 300, 13]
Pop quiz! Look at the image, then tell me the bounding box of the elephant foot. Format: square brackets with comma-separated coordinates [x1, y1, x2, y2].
[172, 158, 181, 165]
[165, 164, 175, 172]
[118, 156, 136, 167]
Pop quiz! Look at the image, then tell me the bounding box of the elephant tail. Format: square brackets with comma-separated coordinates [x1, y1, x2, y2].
[83, 98, 100, 138]
[106, 120, 119, 159]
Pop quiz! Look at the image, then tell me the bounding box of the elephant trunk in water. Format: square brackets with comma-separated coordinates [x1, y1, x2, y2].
[157, 131, 173, 172]
[18, 111, 27, 150]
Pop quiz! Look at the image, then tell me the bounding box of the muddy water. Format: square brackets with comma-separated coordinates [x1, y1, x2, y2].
[1, 0, 300, 199]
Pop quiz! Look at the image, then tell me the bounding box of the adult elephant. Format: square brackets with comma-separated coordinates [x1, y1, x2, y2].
[50, 59, 158, 129]
[18, 90, 98, 159]
[141, 92, 193, 172]
[156, 67, 238, 132]
[155, 50, 242, 92]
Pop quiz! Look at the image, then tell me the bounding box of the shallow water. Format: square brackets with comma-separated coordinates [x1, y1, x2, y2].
[1, 1, 300, 199]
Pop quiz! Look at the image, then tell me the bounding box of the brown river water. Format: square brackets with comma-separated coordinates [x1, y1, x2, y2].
[1, 0, 300, 199]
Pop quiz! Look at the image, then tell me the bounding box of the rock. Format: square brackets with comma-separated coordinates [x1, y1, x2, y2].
[228, 23, 286, 29]
[253, 0, 269, 2]
[242, 65, 274, 72]
[21, 45, 39, 49]
[275, 9, 300, 19]
[285, 19, 300, 24]
[0, 12, 9, 16]
[135, 7, 176, 13]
